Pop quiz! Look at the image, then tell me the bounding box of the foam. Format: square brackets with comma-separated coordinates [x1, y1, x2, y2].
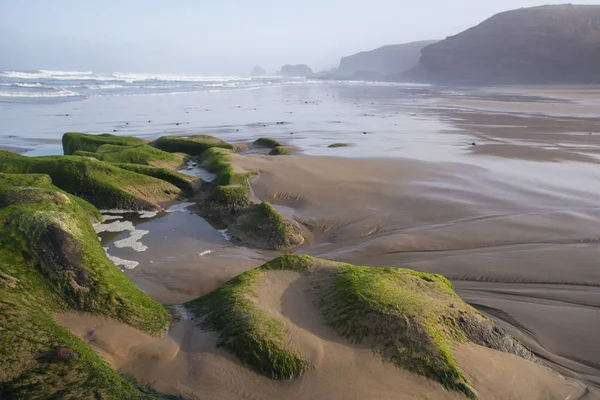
[0, 90, 82, 98]
[94, 220, 135, 233]
[101, 215, 123, 222]
[113, 229, 149, 252]
[218, 229, 231, 241]
[103, 247, 139, 270]
[166, 202, 195, 213]
[198, 250, 212, 257]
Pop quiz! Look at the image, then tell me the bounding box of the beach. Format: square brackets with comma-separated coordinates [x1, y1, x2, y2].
[2, 73, 600, 398]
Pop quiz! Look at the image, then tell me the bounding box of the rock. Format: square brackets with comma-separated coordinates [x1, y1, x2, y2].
[338, 40, 438, 77]
[406, 5, 600, 85]
[250, 66, 267, 76]
[150, 135, 234, 156]
[278, 64, 314, 77]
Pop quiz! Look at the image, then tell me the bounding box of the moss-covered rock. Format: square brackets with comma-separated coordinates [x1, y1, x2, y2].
[253, 137, 281, 149]
[195, 148, 303, 249]
[63, 132, 145, 155]
[112, 163, 200, 195]
[150, 135, 234, 156]
[268, 146, 294, 156]
[186, 255, 534, 398]
[0, 151, 182, 211]
[0, 174, 171, 398]
[74, 144, 185, 169]
[229, 202, 303, 249]
[328, 143, 348, 148]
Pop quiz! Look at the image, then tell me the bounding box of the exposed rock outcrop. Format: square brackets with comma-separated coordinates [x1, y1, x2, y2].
[278, 64, 314, 77]
[406, 5, 600, 85]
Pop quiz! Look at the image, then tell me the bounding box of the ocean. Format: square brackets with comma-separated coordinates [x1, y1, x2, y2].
[0, 69, 458, 158]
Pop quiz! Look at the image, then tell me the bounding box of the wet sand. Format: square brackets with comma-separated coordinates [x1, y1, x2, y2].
[51, 85, 600, 398]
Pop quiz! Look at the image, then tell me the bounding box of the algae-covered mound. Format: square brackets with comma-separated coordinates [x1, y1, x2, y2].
[328, 143, 348, 148]
[113, 163, 199, 194]
[253, 137, 281, 149]
[268, 146, 294, 156]
[151, 135, 234, 156]
[74, 143, 185, 169]
[195, 148, 303, 249]
[0, 173, 171, 399]
[0, 150, 182, 210]
[229, 202, 303, 249]
[186, 255, 534, 397]
[63, 132, 145, 155]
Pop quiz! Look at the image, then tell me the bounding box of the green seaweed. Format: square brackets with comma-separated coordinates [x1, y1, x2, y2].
[74, 144, 185, 169]
[194, 148, 302, 249]
[253, 137, 281, 149]
[268, 146, 294, 156]
[230, 202, 303, 249]
[327, 143, 348, 148]
[112, 163, 199, 195]
[0, 173, 171, 398]
[187, 255, 534, 398]
[150, 135, 234, 156]
[63, 132, 145, 155]
[184, 267, 309, 379]
[0, 151, 182, 210]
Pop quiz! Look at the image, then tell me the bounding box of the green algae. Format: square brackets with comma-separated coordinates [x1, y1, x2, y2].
[229, 202, 303, 249]
[253, 137, 281, 149]
[112, 163, 199, 195]
[268, 146, 294, 156]
[150, 135, 234, 156]
[327, 143, 348, 148]
[63, 132, 145, 155]
[0, 151, 182, 211]
[184, 264, 309, 380]
[186, 254, 534, 398]
[194, 148, 302, 249]
[0, 174, 171, 399]
[74, 144, 185, 169]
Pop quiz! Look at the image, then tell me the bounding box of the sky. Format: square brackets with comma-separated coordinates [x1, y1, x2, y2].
[2, 0, 600, 75]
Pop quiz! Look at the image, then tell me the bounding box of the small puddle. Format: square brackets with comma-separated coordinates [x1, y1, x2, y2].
[179, 160, 216, 182]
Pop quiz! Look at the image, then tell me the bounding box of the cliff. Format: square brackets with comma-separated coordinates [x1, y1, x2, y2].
[338, 40, 437, 77]
[407, 4, 600, 85]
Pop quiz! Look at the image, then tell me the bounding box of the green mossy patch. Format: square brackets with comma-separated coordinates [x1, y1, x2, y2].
[112, 163, 199, 195]
[150, 135, 234, 156]
[74, 144, 185, 169]
[229, 202, 303, 249]
[328, 143, 348, 148]
[195, 148, 302, 249]
[187, 255, 534, 398]
[253, 137, 281, 149]
[268, 146, 294, 156]
[0, 151, 182, 211]
[63, 132, 145, 155]
[184, 264, 309, 380]
[0, 174, 171, 398]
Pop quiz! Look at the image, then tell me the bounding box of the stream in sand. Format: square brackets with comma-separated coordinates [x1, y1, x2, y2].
[48, 83, 600, 399]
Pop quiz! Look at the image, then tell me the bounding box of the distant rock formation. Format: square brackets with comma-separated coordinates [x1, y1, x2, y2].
[250, 66, 266, 76]
[338, 40, 437, 77]
[406, 5, 600, 85]
[278, 64, 314, 77]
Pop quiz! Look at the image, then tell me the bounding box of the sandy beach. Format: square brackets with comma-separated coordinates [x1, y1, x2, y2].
[4, 82, 599, 399]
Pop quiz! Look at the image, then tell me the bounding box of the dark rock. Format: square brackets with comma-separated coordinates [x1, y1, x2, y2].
[278, 64, 314, 77]
[39, 347, 79, 363]
[406, 5, 600, 85]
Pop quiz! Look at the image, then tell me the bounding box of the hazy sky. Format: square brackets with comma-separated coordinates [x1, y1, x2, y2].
[2, 0, 600, 75]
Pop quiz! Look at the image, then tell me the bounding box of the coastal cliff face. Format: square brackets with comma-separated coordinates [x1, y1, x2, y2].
[407, 5, 600, 85]
[338, 40, 437, 77]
